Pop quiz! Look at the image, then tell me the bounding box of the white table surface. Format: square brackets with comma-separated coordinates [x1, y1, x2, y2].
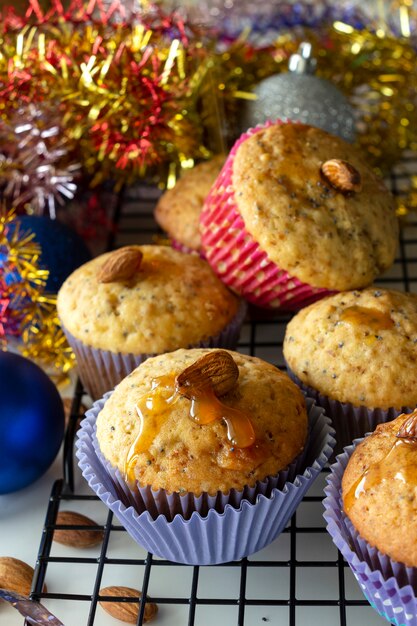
[0, 439, 389, 626]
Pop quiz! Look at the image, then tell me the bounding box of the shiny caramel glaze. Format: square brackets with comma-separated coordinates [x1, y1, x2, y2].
[189, 388, 255, 448]
[124, 376, 179, 481]
[344, 439, 412, 514]
[339, 306, 394, 332]
[124, 374, 255, 482]
[342, 412, 417, 567]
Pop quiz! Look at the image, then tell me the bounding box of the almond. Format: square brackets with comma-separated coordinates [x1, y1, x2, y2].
[176, 350, 239, 398]
[53, 511, 104, 548]
[99, 586, 158, 623]
[320, 159, 362, 193]
[97, 247, 143, 283]
[0, 557, 35, 597]
[396, 409, 417, 441]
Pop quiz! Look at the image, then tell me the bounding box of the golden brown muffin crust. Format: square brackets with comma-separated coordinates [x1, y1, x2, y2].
[283, 288, 417, 409]
[232, 123, 398, 290]
[57, 246, 239, 353]
[155, 155, 225, 251]
[342, 413, 417, 567]
[96, 348, 308, 495]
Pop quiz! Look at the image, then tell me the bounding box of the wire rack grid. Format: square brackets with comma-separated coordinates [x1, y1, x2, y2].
[26, 156, 417, 626]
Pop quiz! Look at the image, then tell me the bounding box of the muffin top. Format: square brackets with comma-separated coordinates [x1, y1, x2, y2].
[232, 123, 398, 290]
[96, 348, 308, 495]
[283, 288, 417, 410]
[155, 155, 225, 251]
[342, 410, 417, 567]
[57, 246, 240, 354]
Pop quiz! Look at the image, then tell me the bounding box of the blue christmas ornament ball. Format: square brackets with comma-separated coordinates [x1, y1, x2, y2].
[0, 352, 65, 494]
[15, 215, 91, 293]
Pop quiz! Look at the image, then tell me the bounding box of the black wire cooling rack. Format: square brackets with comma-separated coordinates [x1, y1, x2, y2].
[27, 157, 417, 626]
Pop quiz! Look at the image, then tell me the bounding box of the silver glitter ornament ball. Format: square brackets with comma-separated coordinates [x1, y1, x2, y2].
[240, 43, 356, 143]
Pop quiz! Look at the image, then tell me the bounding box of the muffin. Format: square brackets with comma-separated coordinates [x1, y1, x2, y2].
[283, 287, 417, 452]
[342, 412, 417, 566]
[200, 120, 398, 310]
[154, 155, 225, 254]
[57, 246, 245, 400]
[324, 411, 417, 626]
[76, 348, 336, 564]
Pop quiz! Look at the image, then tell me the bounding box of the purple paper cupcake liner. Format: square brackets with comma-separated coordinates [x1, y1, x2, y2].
[324, 441, 417, 626]
[79, 394, 312, 521]
[76, 396, 335, 565]
[286, 367, 413, 456]
[62, 299, 247, 400]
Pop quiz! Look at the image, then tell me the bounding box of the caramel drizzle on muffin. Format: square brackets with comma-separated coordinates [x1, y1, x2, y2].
[339, 306, 394, 332]
[124, 352, 255, 482]
[344, 410, 417, 514]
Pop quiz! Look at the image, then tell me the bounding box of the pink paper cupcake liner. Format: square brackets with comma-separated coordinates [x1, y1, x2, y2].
[61, 299, 247, 400]
[324, 440, 417, 626]
[171, 238, 204, 258]
[200, 120, 334, 311]
[286, 367, 413, 456]
[76, 396, 335, 565]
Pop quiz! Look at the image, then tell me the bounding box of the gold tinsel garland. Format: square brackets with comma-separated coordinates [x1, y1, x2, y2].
[0, 1, 416, 185]
[0, 209, 74, 384]
[212, 25, 417, 178]
[0, 1, 215, 187]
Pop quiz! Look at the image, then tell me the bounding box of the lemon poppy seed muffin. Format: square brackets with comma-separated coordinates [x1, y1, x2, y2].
[154, 155, 225, 253]
[78, 349, 334, 564]
[284, 288, 417, 410]
[57, 246, 244, 399]
[341, 411, 417, 568]
[201, 121, 399, 309]
[95, 348, 308, 495]
[324, 412, 417, 620]
[284, 287, 417, 451]
[58, 245, 240, 354]
[230, 124, 397, 290]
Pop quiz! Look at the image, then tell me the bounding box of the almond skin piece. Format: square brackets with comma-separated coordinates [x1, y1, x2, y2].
[320, 159, 362, 193]
[97, 247, 143, 283]
[53, 511, 104, 548]
[396, 409, 417, 441]
[176, 350, 239, 398]
[0, 557, 35, 596]
[99, 586, 158, 623]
